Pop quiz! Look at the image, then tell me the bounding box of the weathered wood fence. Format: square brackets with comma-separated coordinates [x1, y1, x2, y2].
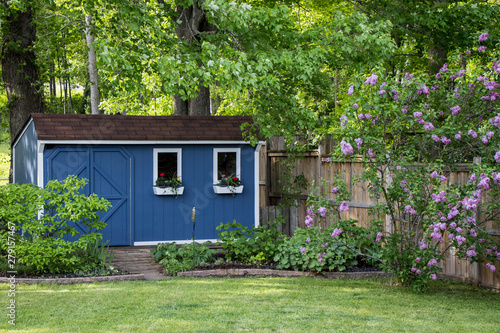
[258, 136, 500, 291]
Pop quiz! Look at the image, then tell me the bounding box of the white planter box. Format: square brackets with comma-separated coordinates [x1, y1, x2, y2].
[213, 185, 244, 194]
[153, 186, 184, 196]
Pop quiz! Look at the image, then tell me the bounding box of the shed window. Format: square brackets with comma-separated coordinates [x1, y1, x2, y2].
[153, 148, 182, 184]
[214, 148, 241, 182]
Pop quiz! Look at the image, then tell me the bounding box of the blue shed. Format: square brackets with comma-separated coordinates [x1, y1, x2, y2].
[12, 113, 264, 246]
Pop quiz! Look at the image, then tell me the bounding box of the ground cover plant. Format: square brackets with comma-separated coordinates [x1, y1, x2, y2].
[0, 277, 499, 332]
[309, 32, 500, 292]
[0, 176, 112, 275]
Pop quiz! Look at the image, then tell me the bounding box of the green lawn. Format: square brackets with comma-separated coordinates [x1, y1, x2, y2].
[0, 277, 499, 332]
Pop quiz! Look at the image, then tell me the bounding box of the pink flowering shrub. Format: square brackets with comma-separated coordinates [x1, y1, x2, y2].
[322, 37, 500, 292]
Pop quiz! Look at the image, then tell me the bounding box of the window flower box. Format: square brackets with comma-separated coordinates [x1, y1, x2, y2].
[153, 186, 184, 196]
[213, 185, 244, 195]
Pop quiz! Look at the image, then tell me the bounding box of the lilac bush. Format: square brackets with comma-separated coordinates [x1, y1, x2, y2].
[315, 34, 500, 291]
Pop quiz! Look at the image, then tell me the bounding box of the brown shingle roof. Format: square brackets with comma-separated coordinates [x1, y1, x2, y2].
[30, 114, 258, 142]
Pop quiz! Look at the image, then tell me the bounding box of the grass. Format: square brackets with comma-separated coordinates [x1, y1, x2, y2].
[0, 277, 499, 332]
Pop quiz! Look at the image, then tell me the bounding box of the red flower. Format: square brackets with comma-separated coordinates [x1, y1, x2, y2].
[232, 177, 238, 181]
[159, 173, 165, 177]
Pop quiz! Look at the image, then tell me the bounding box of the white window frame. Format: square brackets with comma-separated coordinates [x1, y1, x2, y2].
[153, 148, 182, 185]
[213, 148, 241, 184]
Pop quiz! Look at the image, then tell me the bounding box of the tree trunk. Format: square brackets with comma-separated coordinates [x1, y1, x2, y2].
[172, 0, 216, 116]
[1, 6, 44, 144]
[85, 14, 100, 115]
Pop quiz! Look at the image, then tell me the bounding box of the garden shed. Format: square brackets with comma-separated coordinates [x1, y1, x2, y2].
[12, 113, 264, 246]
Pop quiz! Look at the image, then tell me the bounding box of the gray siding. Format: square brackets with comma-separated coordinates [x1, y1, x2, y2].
[13, 120, 38, 185]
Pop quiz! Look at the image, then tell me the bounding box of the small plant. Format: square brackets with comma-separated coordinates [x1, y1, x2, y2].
[151, 242, 217, 275]
[155, 173, 182, 188]
[216, 220, 286, 264]
[218, 174, 242, 187]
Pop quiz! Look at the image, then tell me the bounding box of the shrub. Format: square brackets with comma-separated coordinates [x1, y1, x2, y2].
[0, 176, 111, 274]
[151, 242, 218, 275]
[216, 220, 286, 264]
[274, 226, 358, 273]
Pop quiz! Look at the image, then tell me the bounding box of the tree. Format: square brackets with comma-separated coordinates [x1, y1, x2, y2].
[1, 2, 44, 144]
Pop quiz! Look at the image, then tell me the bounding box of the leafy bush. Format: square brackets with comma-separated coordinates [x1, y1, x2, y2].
[151, 242, 218, 275]
[216, 220, 286, 264]
[274, 226, 358, 273]
[0, 176, 111, 274]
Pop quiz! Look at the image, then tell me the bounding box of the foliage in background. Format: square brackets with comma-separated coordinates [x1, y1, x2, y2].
[150, 242, 218, 275]
[0, 176, 111, 274]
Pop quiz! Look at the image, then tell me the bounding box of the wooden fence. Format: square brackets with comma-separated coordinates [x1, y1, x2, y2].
[258, 136, 500, 291]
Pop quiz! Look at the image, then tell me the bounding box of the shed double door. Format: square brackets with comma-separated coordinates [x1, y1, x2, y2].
[45, 146, 132, 246]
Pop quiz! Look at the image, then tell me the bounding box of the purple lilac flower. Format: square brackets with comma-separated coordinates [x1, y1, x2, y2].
[468, 129, 477, 138]
[450, 106, 461, 115]
[419, 240, 427, 250]
[348, 85, 354, 95]
[457, 69, 466, 77]
[431, 274, 437, 280]
[415, 257, 421, 263]
[306, 206, 315, 216]
[470, 229, 477, 238]
[456, 227, 462, 233]
[353, 103, 359, 109]
[456, 235, 466, 246]
[318, 258, 324, 263]
[495, 150, 500, 163]
[354, 138, 363, 150]
[478, 33, 489, 41]
[331, 228, 343, 237]
[401, 108, 408, 114]
[440, 176, 447, 182]
[365, 114, 372, 119]
[340, 140, 354, 155]
[441, 136, 451, 144]
[300, 247, 306, 253]
[376, 232, 383, 243]
[478, 46, 487, 52]
[364, 74, 378, 85]
[493, 61, 500, 74]
[477, 177, 490, 190]
[317, 207, 327, 217]
[379, 90, 386, 96]
[466, 249, 477, 257]
[339, 201, 349, 212]
[455, 132, 462, 140]
[430, 171, 439, 178]
[368, 148, 375, 158]
[331, 187, 339, 194]
[428, 259, 437, 266]
[431, 135, 440, 142]
[485, 80, 499, 90]
[306, 237, 310, 244]
[477, 76, 485, 82]
[440, 63, 448, 73]
[305, 215, 313, 228]
[493, 172, 500, 185]
[413, 111, 423, 118]
[435, 73, 442, 79]
[358, 113, 364, 120]
[404, 205, 416, 215]
[486, 263, 496, 272]
[340, 115, 348, 127]
[462, 196, 479, 211]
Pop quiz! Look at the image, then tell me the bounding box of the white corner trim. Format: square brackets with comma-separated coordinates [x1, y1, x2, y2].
[254, 142, 263, 227]
[134, 239, 217, 246]
[12, 118, 34, 149]
[37, 142, 45, 188]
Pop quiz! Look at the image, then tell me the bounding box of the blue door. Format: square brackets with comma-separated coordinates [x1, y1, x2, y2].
[45, 146, 132, 246]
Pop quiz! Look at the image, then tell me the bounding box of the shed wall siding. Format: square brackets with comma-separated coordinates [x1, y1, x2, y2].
[130, 144, 256, 242]
[13, 120, 38, 184]
[42, 143, 257, 244]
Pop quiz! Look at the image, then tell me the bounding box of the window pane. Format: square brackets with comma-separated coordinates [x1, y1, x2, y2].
[158, 153, 177, 178]
[217, 152, 236, 180]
